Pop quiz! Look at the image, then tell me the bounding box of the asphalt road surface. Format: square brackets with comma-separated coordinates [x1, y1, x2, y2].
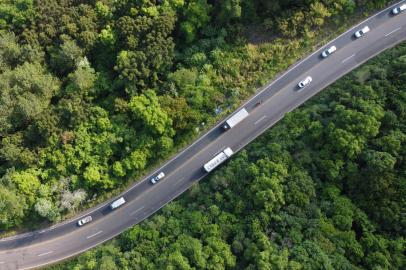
[1, 1, 406, 269]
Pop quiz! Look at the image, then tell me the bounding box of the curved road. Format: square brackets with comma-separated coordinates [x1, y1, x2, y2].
[1, 2, 406, 269]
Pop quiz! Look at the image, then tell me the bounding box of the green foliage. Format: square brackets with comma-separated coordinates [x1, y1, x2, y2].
[0, 1, 401, 267]
[50, 38, 84, 75]
[128, 90, 174, 136]
[9, 169, 41, 206]
[0, 0, 34, 30]
[34, 198, 60, 222]
[0, 185, 26, 229]
[114, 9, 176, 92]
[212, 0, 242, 26]
[0, 61, 60, 136]
[50, 39, 406, 270]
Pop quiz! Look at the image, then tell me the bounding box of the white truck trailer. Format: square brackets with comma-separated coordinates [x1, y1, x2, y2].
[203, 147, 234, 172]
[222, 108, 249, 130]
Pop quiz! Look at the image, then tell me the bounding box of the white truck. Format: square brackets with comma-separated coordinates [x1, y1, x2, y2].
[110, 197, 126, 210]
[222, 108, 249, 130]
[203, 147, 234, 172]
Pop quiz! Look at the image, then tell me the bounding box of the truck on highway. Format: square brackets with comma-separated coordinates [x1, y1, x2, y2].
[222, 108, 249, 130]
[203, 147, 234, 172]
[110, 197, 126, 210]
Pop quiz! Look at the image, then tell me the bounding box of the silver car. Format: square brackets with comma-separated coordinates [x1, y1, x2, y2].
[321, 45, 337, 58]
[150, 172, 165, 184]
[298, 76, 312, 88]
[354, 26, 370, 38]
[392, 4, 406, 15]
[77, 216, 92, 226]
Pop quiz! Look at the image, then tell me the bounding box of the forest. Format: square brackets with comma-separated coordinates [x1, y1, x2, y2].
[0, 0, 393, 233]
[1, 0, 404, 268]
[49, 40, 406, 270]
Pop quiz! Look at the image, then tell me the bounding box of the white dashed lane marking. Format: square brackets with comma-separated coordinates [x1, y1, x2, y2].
[37, 251, 53, 257]
[86, 231, 103, 239]
[130, 207, 145, 216]
[254, 115, 267, 125]
[174, 177, 185, 186]
[342, 53, 356, 63]
[385, 27, 401, 37]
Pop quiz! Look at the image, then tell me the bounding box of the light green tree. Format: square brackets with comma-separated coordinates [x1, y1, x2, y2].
[129, 90, 174, 136]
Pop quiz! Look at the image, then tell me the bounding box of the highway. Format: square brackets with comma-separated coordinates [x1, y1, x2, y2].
[1, 1, 406, 269]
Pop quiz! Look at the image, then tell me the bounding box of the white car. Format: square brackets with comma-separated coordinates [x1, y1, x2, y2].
[298, 76, 312, 88]
[77, 216, 92, 226]
[392, 4, 406, 14]
[150, 172, 165, 184]
[354, 26, 370, 38]
[321, 45, 337, 58]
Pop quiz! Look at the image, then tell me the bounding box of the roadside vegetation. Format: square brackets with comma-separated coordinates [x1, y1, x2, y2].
[0, 0, 394, 234]
[49, 38, 406, 270]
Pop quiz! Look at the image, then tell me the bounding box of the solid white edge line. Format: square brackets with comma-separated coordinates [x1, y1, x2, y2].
[2, 0, 403, 245]
[86, 231, 103, 239]
[385, 26, 402, 36]
[37, 251, 53, 257]
[22, 32, 406, 270]
[3, 2, 405, 269]
[111, 0, 406, 193]
[20, 25, 401, 265]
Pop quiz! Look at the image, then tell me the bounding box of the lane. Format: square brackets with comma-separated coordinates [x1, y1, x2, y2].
[0, 1, 405, 269]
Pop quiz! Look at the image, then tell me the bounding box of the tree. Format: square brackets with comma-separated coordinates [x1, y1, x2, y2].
[128, 90, 174, 136]
[34, 197, 60, 221]
[0, 133, 37, 167]
[203, 237, 236, 269]
[308, 2, 331, 27]
[83, 164, 113, 189]
[9, 169, 41, 206]
[159, 95, 201, 136]
[179, 0, 211, 43]
[123, 150, 148, 171]
[0, 186, 26, 229]
[60, 189, 87, 211]
[0, 0, 34, 30]
[50, 38, 84, 75]
[0, 62, 60, 135]
[21, 0, 99, 50]
[114, 9, 176, 91]
[0, 32, 21, 71]
[65, 65, 97, 97]
[215, 0, 242, 24]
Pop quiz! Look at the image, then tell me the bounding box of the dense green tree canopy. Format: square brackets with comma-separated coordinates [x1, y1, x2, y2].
[50, 40, 406, 270]
[0, 1, 403, 269]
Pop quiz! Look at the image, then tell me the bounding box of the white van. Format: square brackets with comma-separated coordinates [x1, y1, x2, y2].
[110, 197, 126, 210]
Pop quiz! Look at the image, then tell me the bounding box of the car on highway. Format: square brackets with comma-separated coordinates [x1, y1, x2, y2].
[321, 45, 337, 58]
[77, 216, 92, 226]
[150, 172, 165, 184]
[392, 4, 406, 14]
[354, 26, 370, 38]
[110, 197, 126, 210]
[298, 76, 312, 88]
